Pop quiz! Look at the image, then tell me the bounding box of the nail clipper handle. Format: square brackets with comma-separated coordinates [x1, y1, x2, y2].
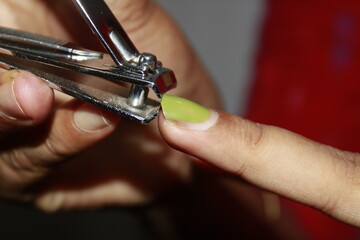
[72, 0, 140, 68]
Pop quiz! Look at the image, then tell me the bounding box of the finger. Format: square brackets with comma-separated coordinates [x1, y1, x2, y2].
[0, 99, 120, 191]
[0, 70, 53, 133]
[35, 180, 152, 212]
[20, 101, 120, 166]
[158, 95, 360, 226]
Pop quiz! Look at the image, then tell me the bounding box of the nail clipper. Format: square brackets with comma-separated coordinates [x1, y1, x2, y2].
[0, 0, 177, 124]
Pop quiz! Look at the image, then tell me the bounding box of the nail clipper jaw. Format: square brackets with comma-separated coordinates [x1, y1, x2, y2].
[151, 68, 177, 97]
[123, 63, 177, 112]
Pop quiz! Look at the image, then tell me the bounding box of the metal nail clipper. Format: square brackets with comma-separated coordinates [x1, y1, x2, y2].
[0, 0, 177, 124]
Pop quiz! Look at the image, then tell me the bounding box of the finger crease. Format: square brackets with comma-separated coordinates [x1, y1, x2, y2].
[1, 150, 46, 176]
[319, 193, 341, 217]
[43, 139, 69, 162]
[113, 0, 157, 36]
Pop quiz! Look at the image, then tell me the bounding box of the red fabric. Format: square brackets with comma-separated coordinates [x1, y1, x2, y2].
[246, 0, 360, 239]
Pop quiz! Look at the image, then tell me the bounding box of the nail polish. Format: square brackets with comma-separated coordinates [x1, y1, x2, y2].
[161, 94, 218, 131]
[161, 94, 211, 123]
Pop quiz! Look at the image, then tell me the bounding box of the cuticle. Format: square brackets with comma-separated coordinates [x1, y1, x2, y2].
[165, 110, 218, 131]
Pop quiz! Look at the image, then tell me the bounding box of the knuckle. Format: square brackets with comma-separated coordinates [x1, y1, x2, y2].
[233, 159, 249, 177]
[1, 150, 45, 174]
[316, 149, 360, 220]
[318, 185, 360, 225]
[233, 117, 265, 152]
[224, 116, 265, 175]
[329, 148, 360, 186]
[41, 138, 70, 162]
[107, 0, 156, 33]
[0, 150, 46, 190]
[318, 193, 342, 216]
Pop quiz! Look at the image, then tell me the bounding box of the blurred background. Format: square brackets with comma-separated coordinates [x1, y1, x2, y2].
[158, 0, 265, 114]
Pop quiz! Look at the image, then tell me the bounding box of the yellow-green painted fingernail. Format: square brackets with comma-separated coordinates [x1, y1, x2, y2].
[161, 94, 211, 123]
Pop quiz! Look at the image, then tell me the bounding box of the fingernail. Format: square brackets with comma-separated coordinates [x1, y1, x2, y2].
[161, 94, 218, 130]
[73, 103, 110, 133]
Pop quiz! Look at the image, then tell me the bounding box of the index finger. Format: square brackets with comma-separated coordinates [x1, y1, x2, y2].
[158, 97, 360, 226]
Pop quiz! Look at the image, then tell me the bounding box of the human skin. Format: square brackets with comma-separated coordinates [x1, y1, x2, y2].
[159, 101, 360, 227]
[0, 0, 221, 211]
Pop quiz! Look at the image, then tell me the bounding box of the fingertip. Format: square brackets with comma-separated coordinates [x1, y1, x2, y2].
[157, 110, 178, 142]
[12, 70, 54, 122]
[158, 108, 218, 157]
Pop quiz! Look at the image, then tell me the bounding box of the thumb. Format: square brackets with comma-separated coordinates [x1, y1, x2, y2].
[158, 94, 360, 227]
